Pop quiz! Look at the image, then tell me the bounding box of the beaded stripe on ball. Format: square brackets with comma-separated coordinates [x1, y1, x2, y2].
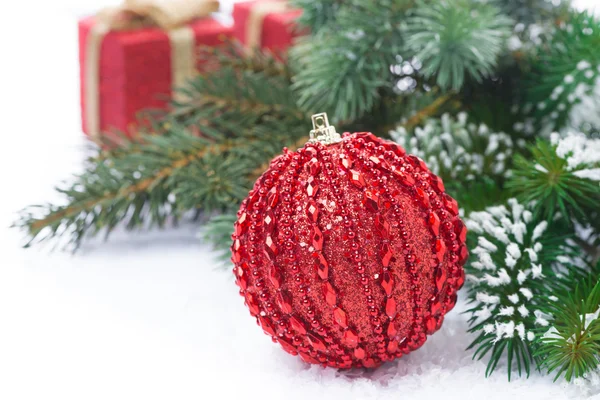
[231, 113, 468, 369]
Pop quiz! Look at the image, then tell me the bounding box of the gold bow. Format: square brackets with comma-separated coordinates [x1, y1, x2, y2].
[85, 0, 219, 140]
[97, 0, 220, 30]
[245, 1, 290, 52]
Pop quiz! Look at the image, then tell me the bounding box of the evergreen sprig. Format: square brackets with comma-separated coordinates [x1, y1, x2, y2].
[464, 199, 562, 379]
[202, 213, 238, 262]
[520, 11, 600, 134]
[391, 113, 519, 212]
[392, 112, 518, 181]
[489, 0, 568, 25]
[507, 133, 600, 225]
[536, 275, 600, 382]
[290, 0, 341, 33]
[463, 195, 599, 381]
[291, 0, 407, 122]
[15, 48, 308, 249]
[405, 0, 513, 91]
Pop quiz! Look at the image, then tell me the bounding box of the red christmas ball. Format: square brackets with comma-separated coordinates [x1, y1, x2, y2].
[231, 126, 467, 369]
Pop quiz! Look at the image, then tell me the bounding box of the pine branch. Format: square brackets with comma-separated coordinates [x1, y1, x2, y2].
[405, 0, 513, 91]
[291, 0, 515, 122]
[518, 10, 600, 134]
[507, 133, 600, 226]
[464, 199, 575, 379]
[390, 112, 520, 213]
[291, 0, 408, 121]
[403, 93, 456, 130]
[488, 0, 569, 25]
[18, 132, 237, 249]
[198, 43, 293, 78]
[29, 142, 231, 234]
[290, 0, 341, 33]
[536, 275, 600, 382]
[16, 48, 308, 249]
[202, 213, 238, 263]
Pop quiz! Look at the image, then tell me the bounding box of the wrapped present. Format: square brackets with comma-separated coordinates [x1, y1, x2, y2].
[79, 0, 232, 140]
[232, 0, 302, 54]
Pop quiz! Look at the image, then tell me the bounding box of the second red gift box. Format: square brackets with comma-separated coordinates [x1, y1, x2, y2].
[233, 0, 302, 55]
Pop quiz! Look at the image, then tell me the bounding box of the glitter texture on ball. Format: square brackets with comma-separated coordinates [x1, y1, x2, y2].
[231, 130, 468, 369]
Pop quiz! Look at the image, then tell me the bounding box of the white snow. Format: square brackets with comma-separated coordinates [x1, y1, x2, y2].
[478, 237, 498, 253]
[517, 270, 528, 285]
[573, 168, 600, 180]
[518, 305, 530, 317]
[520, 288, 534, 301]
[2, 1, 600, 400]
[506, 243, 522, 261]
[476, 293, 501, 305]
[508, 294, 520, 304]
[511, 222, 527, 244]
[553, 133, 600, 173]
[524, 248, 539, 263]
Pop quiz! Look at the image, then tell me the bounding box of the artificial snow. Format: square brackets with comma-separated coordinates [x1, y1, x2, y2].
[552, 132, 600, 171]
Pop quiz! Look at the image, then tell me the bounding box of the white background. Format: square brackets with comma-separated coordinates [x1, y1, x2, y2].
[0, 1, 599, 399]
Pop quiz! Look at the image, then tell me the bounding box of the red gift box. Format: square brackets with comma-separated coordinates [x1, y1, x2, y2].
[233, 0, 302, 54]
[79, 0, 232, 140]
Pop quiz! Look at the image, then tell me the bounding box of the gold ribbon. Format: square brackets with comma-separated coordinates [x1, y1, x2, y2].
[85, 0, 219, 139]
[245, 0, 290, 54]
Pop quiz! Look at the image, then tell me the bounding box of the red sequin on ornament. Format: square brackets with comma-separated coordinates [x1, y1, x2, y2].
[289, 316, 307, 334]
[232, 131, 468, 369]
[350, 170, 366, 187]
[323, 282, 337, 306]
[381, 271, 394, 296]
[343, 329, 359, 348]
[333, 307, 348, 328]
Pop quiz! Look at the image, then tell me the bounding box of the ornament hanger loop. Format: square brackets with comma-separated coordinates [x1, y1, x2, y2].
[309, 113, 342, 145]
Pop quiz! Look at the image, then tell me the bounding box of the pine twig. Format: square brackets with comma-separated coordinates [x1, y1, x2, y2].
[28, 143, 233, 235]
[18, 46, 308, 249]
[403, 93, 455, 130]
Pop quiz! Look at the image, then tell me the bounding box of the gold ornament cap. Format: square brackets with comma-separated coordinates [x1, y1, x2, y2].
[309, 113, 341, 145]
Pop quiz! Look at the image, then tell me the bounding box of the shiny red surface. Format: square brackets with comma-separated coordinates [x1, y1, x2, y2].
[232, 132, 467, 369]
